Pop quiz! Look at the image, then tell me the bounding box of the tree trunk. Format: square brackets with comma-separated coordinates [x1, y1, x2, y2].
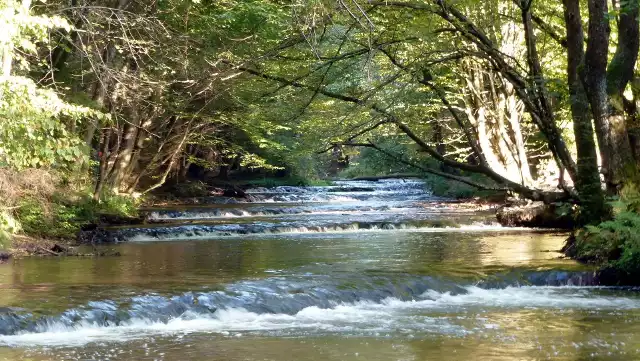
[504, 83, 532, 186]
[463, 62, 508, 179]
[462, 59, 532, 185]
[84, 43, 116, 147]
[110, 113, 140, 192]
[562, 0, 609, 223]
[142, 121, 193, 194]
[431, 121, 450, 172]
[629, 77, 640, 162]
[83, 0, 131, 148]
[93, 130, 112, 200]
[582, 0, 619, 193]
[606, 0, 639, 180]
[122, 121, 149, 193]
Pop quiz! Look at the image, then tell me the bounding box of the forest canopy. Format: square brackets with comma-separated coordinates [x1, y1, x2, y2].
[1, 0, 640, 237]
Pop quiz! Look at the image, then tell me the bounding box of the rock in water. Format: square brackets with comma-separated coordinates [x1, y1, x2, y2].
[0, 252, 9, 263]
[222, 187, 246, 198]
[496, 201, 574, 229]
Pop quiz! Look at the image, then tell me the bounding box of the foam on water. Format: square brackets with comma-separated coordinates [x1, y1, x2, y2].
[146, 208, 420, 221]
[238, 179, 434, 204]
[122, 222, 537, 243]
[1, 284, 638, 347]
[2, 179, 596, 351]
[134, 179, 489, 241]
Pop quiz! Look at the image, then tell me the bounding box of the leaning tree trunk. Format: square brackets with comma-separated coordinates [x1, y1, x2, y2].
[142, 120, 193, 195]
[462, 59, 532, 186]
[84, 43, 116, 147]
[520, 0, 577, 185]
[491, 74, 532, 186]
[463, 62, 510, 179]
[504, 84, 532, 186]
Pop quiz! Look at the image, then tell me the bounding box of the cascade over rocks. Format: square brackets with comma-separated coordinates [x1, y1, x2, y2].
[0, 269, 603, 337]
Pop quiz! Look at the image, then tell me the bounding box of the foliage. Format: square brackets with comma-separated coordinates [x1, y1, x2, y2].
[0, 0, 105, 170]
[426, 174, 478, 199]
[0, 77, 103, 169]
[170, 181, 210, 198]
[15, 191, 138, 239]
[0, 211, 20, 248]
[0, 167, 137, 246]
[0, 0, 71, 72]
[337, 138, 418, 179]
[570, 192, 640, 280]
[91, 193, 139, 219]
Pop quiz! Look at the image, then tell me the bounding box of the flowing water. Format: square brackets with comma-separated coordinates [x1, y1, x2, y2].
[1, 179, 639, 360]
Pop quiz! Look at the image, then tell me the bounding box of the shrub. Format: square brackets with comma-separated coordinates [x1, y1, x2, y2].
[426, 175, 476, 199]
[424, 173, 504, 200]
[14, 192, 139, 240]
[172, 181, 210, 198]
[571, 210, 640, 280]
[0, 211, 20, 249]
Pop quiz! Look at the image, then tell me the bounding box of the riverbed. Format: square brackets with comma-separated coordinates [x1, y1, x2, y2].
[1, 179, 639, 360]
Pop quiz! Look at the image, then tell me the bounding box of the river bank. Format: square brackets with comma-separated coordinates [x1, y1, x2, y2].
[3, 177, 571, 257]
[2, 178, 638, 361]
[3, 176, 629, 288]
[76, 180, 512, 245]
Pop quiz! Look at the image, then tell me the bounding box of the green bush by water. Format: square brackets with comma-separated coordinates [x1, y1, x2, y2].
[0, 211, 20, 249]
[569, 188, 640, 281]
[15, 192, 138, 240]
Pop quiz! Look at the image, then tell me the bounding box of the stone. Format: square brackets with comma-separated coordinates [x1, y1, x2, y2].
[496, 201, 574, 229]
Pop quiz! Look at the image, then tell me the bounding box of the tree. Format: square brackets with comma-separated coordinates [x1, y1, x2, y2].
[224, 0, 638, 223]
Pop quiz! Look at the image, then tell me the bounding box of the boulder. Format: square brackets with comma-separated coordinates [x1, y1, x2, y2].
[222, 186, 246, 198]
[496, 201, 574, 229]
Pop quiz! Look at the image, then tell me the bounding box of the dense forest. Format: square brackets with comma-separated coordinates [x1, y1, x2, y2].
[1, 0, 640, 277]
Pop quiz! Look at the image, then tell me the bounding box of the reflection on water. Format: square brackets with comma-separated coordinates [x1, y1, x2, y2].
[0, 179, 637, 360]
[0, 231, 574, 309]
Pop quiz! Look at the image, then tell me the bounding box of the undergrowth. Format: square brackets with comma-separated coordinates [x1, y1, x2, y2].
[15, 193, 138, 239]
[0, 168, 139, 249]
[568, 185, 640, 283]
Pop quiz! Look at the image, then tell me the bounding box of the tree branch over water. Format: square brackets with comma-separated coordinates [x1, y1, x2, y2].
[336, 141, 509, 191]
[224, 60, 571, 203]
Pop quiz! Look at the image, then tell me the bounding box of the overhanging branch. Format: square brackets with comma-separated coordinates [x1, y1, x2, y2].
[339, 140, 508, 191]
[228, 61, 571, 203]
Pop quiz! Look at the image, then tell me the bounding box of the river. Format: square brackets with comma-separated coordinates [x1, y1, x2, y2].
[0, 179, 639, 360]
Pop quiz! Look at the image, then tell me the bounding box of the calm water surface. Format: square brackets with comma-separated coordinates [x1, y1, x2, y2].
[0, 180, 638, 360]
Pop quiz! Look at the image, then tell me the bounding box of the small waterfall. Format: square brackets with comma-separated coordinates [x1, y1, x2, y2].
[0, 270, 614, 344]
[106, 179, 507, 242]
